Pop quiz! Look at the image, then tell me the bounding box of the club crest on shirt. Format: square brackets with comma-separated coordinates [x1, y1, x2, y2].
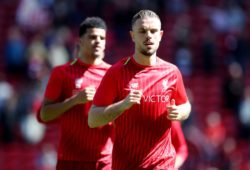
[162, 79, 168, 92]
[75, 78, 83, 89]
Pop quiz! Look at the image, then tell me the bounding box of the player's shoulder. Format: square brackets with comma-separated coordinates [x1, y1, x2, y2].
[158, 57, 179, 71]
[51, 59, 76, 73]
[101, 57, 130, 77]
[109, 56, 131, 70]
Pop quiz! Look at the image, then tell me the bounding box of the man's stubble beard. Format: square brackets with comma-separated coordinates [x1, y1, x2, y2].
[140, 49, 156, 57]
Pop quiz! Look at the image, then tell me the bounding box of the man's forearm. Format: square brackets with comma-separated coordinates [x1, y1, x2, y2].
[88, 100, 129, 128]
[179, 101, 191, 120]
[40, 96, 78, 122]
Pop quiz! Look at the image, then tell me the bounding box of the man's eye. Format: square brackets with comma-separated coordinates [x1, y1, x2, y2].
[139, 30, 146, 33]
[90, 36, 96, 39]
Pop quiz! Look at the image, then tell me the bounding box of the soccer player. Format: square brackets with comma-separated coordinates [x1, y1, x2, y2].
[172, 121, 188, 169]
[88, 10, 191, 170]
[39, 17, 113, 170]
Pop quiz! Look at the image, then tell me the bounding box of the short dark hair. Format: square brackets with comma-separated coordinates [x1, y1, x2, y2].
[79, 17, 107, 37]
[131, 10, 161, 29]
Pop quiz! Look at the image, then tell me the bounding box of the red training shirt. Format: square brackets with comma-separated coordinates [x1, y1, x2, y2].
[171, 121, 188, 164]
[41, 58, 113, 162]
[93, 56, 188, 170]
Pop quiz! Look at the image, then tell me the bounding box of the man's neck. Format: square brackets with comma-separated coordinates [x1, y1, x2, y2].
[78, 52, 103, 65]
[79, 57, 103, 65]
[133, 53, 157, 66]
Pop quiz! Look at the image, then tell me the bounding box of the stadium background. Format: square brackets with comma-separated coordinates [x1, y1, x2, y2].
[0, 0, 250, 169]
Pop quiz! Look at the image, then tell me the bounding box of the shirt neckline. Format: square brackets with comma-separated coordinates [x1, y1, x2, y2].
[130, 56, 159, 68]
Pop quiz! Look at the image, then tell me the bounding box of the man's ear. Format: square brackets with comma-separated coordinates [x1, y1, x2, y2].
[160, 30, 163, 37]
[77, 37, 83, 46]
[158, 30, 163, 42]
[130, 31, 135, 42]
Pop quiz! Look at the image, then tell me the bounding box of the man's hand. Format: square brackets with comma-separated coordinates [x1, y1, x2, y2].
[167, 99, 181, 120]
[75, 86, 96, 104]
[122, 89, 142, 110]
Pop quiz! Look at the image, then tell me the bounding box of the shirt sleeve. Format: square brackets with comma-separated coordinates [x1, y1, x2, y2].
[44, 67, 63, 101]
[37, 67, 63, 124]
[93, 66, 118, 106]
[171, 121, 188, 161]
[173, 67, 188, 105]
[36, 105, 47, 124]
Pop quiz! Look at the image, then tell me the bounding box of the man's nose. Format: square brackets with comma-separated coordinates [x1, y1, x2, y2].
[145, 31, 152, 38]
[95, 37, 101, 43]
